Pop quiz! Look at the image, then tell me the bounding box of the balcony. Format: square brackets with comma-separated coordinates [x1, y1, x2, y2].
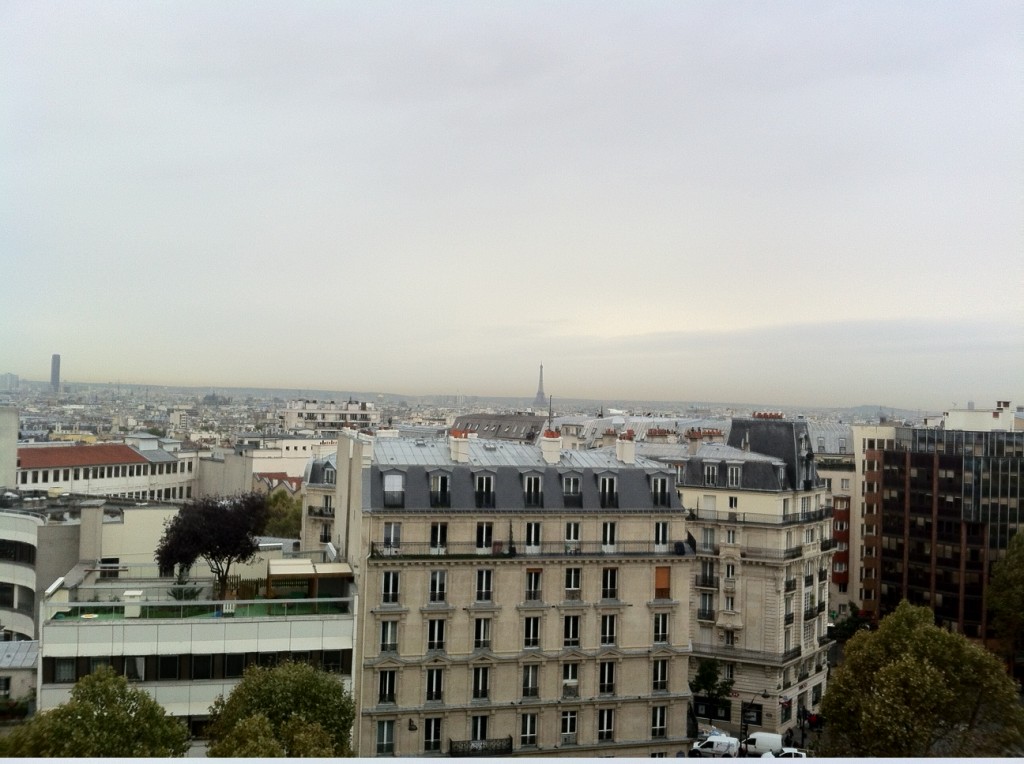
[563, 492, 583, 508]
[654, 587, 671, 600]
[696, 544, 721, 556]
[785, 578, 797, 592]
[694, 642, 801, 664]
[522, 686, 538, 698]
[804, 575, 814, 586]
[601, 588, 618, 600]
[818, 635, 833, 647]
[429, 491, 451, 508]
[523, 492, 543, 508]
[564, 589, 582, 602]
[562, 683, 579, 699]
[561, 732, 578, 746]
[691, 505, 834, 526]
[818, 569, 828, 582]
[599, 492, 618, 509]
[599, 683, 615, 695]
[426, 690, 443, 702]
[817, 601, 826, 613]
[695, 575, 719, 588]
[474, 491, 495, 509]
[367, 539, 689, 560]
[820, 538, 837, 551]
[449, 736, 513, 757]
[784, 612, 794, 625]
[474, 638, 491, 650]
[383, 490, 405, 508]
[525, 589, 542, 602]
[307, 506, 333, 518]
[380, 641, 397, 653]
[427, 640, 444, 651]
[741, 546, 803, 561]
[804, 608, 817, 621]
[697, 608, 716, 621]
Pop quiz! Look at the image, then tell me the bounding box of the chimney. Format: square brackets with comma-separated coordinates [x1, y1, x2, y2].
[685, 428, 702, 456]
[449, 430, 471, 464]
[616, 430, 636, 464]
[540, 429, 562, 465]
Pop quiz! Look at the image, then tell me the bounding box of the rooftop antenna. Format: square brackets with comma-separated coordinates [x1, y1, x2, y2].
[548, 395, 554, 429]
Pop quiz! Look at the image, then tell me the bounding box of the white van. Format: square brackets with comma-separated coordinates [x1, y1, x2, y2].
[741, 732, 784, 756]
[690, 734, 740, 757]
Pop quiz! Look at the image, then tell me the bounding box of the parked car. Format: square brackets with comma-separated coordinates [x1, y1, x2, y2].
[689, 735, 740, 757]
[741, 732, 783, 756]
[761, 748, 807, 758]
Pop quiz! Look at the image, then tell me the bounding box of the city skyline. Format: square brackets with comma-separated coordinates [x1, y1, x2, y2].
[3, 2, 1021, 410]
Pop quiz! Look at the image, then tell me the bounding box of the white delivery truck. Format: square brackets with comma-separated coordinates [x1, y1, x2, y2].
[689, 734, 740, 757]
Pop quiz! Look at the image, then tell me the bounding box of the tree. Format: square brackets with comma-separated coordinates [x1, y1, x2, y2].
[829, 602, 871, 642]
[989, 531, 1024, 671]
[155, 492, 269, 598]
[264, 490, 302, 538]
[0, 666, 189, 757]
[690, 658, 734, 722]
[206, 661, 354, 757]
[819, 600, 1024, 757]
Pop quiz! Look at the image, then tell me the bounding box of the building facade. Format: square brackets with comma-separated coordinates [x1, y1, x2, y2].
[659, 416, 835, 739]
[278, 399, 380, 435]
[334, 429, 697, 757]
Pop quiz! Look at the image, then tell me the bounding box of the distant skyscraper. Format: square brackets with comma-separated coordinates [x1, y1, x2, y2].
[50, 354, 60, 393]
[532, 363, 546, 407]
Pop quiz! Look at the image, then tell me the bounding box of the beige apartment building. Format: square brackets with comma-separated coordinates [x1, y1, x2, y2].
[650, 416, 835, 739]
[332, 429, 697, 757]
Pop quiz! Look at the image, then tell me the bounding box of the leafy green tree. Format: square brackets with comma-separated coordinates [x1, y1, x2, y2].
[155, 492, 268, 598]
[690, 658, 734, 722]
[990, 531, 1024, 670]
[829, 602, 871, 641]
[820, 600, 1024, 757]
[0, 666, 189, 757]
[206, 661, 354, 757]
[264, 490, 303, 538]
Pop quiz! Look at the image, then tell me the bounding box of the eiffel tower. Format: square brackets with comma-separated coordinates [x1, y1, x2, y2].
[532, 364, 546, 408]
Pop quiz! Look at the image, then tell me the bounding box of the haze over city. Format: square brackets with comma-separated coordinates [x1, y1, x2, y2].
[3, 2, 1021, 410]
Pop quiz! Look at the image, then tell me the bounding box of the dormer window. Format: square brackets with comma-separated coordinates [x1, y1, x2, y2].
[727, 465, 741, 488]
[475, 474, 495, 508]
[599, 475, 617, 508]
[524, 474, 543, 507]
[704, 464, 718, 486]
[324, 467, 336, 484]
[430, 472, 451, 508]
[383, 472, 404, 507]
[563, 475, 582, 507]
[651, 476, 670, 506]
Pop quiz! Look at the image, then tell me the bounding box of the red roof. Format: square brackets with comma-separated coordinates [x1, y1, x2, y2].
[18, 444, 148, 470]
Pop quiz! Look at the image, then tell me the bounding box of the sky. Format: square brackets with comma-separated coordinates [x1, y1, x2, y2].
[2, 1, 1022, 410]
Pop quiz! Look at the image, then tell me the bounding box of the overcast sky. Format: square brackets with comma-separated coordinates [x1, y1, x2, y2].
[2, 1, 1021, 410]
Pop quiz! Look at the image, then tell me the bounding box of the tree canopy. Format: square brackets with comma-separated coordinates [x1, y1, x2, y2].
[155, 492, 268, 598]
[990, 531, 1024, 670]
[0, 666, 189, 757]
[206, 661, 354, 757]
[690, 658, 734, 720]
[819, 600, 1024, 757]
[264, 490, 302, 538]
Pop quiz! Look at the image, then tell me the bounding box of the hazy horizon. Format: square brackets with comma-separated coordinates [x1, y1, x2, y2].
[3, 2, 1021, 411]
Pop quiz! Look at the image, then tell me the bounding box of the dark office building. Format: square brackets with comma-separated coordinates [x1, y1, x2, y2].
[879, 427, 1023, 640]
[50, 354, 60, 394]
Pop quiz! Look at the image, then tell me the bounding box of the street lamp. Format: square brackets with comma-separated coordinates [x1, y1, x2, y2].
[740, 690, 771, 750]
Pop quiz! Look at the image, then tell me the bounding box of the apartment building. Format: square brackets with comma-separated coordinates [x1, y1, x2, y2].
[302, 452, 337, 551]
[197, 433, 336, 497]
[850, 423, 896, 622]
[657, 416, 835, 738]
[877, 413, 1023, 640]
[334, 429, 696, 757]
[807, 423, 855, 616]
[279, 399, 380, 435]
[16, 441, 199, 502]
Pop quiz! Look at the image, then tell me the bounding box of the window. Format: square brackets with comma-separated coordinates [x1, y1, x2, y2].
[563, 475, 582, 505]
[727, 465, 741, 488]
[564, 615, 580, 647]
[521, 713, 538, 746]
[424, 717, 442, 752]
[158, 655, 179, 680]
[599, 660, 616, 694]
[427, 618, 445, 651]
[191, 655, 213, 680]
[562, 662, 579, 697]
[430, 522, 448, 551]
[524, 616, 540, 648]
[652, 659, 668, 691]
[476, 569, 493, 601]
[379, 669, 396, 704]
[381, 620, 398, 652]
[473, 666, 490, 699]
[471, 715, 488, 742]
[652, 476, 669, 506]
[429, 570, 446, 603]
[601, 614, 617, 646]
[561, 710, 578, 745]
[654, 565, 671, 599]
[601, 521, 617, 548]
[812, 683, 823, 704]
[724, 630, 735, 646]
[426, 668, 443, 702]
[728, 496, 738, 509]
[655, 521, 669, 547]
[377, 720, 394, 755]
[383, 521, 402, 548]
[430, 474, 450, 507]
[726, 529, 736, 544]
[602, 567, 618, 599]
[225, 653, 245, 678]
[522, 664, 539, 697]
[476, 522, 493, 550]
[524, 474, 542, 506]
[55, 657, 76, 683]
[598, 708, 615, 741]
[565, 567, 581, 600]
[565, 521, 580, 543]
[654, 613, 669, 643]
[841, 478, 850, 491]
[651, 706, 667, 738]
[383, 473, 404, 507]
[382, 571, 400, 604]
[0, 676, 9, 699]
[704, 463, 718, 486]
[475, 475, 495, 508]
[525, 522, 541, 549]
[599, 476, 617, 507]
[526, 569, 542, 601]
[474, 617, 491, 649]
